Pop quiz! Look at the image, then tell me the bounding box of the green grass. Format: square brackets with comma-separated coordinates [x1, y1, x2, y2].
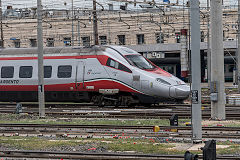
[0, 136, 81, 150]
[0, 136, 183, 154]
[217, 144, 240, 155]
[106, 138, 183, 154]
[0, 113, 183, 126]
[1, 136, 240, 155]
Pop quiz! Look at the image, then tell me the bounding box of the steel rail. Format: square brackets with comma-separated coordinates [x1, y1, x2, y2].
[0, 150, 239, 160]
[1, 123, 240, 131]
[0, 150, 185, 160]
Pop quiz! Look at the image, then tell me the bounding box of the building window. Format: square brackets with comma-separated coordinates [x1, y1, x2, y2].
[47, 38, 54, 47]
[81, 36, 90, 47]
[19, 66, 33, 78]
[108, 4, 113, 10]
[0, 40, 3, 48]
[200, 31, 204, 42]
[137, 34, 144, 44]
[156, 33, 164, 43]
[57, 65, 72, 78]
[99, 36, 107, 45]
[117, 35, 125, 45]
[44, 66, 52, 78]
[228, 65, 234, 73]
[63, 37, 71, 46]
[30, 38, 37, 47]
[13, 39, 20, 48]
[1, 66, 14, 78]
[223, 30, 226, 41]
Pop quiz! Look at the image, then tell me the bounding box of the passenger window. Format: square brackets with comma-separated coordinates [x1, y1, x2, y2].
[106, 58, 132, 73]
[44, 66, 52, 78]
[19, 66, 33, 78]
[1, 66, 14, 78]
[57, 65, 72, 78]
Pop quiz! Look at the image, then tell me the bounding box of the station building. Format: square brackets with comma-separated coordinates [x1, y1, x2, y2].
[0, 6, 238, 82]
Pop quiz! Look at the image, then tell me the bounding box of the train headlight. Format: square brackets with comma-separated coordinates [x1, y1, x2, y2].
[156, 78, 171, 85]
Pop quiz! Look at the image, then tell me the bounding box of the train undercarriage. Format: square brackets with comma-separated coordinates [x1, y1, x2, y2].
[0, 91, 184, 106]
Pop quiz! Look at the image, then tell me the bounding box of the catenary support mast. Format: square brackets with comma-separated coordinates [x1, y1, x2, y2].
[93, 0, 99, 45]
[72, 0, 74, 46]
[210, 0, 225, 120]
[238, 0, 240, 92]
[0, 0, 3, 48]
[37, 0, 45, 118]
[190, 0, 202, 142]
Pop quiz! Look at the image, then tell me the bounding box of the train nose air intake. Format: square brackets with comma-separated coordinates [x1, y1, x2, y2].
[170, 85, 190, 99]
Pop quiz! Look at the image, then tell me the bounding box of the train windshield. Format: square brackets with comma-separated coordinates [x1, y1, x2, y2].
[125, 55, 156, 69]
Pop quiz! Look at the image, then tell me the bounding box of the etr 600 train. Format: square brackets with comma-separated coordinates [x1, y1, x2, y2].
[0, 45, 190, 106]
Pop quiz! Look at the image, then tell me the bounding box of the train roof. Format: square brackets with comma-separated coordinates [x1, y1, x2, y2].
[107, 45, 141, 56]
[0, 46, 107, 56]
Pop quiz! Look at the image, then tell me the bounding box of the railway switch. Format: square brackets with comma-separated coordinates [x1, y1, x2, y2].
[170, 114, 178, 126]
[184, 151, 198, 160]
[153, 126, 160, 132]
[201, 140, 216, 160]
[16, 103, 22, 114]
[170, 114, 178, 132]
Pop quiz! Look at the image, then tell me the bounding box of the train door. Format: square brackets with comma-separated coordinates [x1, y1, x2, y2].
[75, 60, 85, 89]
[132, 74, 140, 90]
[105, 58, 133, 89]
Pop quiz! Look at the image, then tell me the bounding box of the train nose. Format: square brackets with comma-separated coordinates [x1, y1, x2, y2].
[170, 85, 190, 99]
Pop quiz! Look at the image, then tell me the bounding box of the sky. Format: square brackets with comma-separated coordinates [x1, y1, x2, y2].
[1, 0, 238, 11]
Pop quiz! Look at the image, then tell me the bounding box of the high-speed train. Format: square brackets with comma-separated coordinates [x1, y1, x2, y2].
[0, 45, 190, 106]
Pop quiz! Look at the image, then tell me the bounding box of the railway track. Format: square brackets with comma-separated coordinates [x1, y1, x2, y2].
[1, 124, 240, 140]
[1, 102, 240, 119]
[0, 150, 185, 160]
[0, 124, 240, 159]
[0, 150, 239, 160]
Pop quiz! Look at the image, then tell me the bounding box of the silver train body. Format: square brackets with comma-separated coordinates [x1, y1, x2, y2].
[0, 45, 190, 106]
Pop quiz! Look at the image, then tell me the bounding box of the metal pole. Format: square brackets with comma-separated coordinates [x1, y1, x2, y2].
[78, 19, 80, 46]
[37, 0, 45, 118]
[210, 0, 226, 120]
[0, 0, 4, 48]
[190, 0, 202, 142]
[93, 0, 99, 45]
[72, 0, 74, 46]
[207, 0, 211, 86]
[238, 0, 240, 92]
[107, 14, 111, 45]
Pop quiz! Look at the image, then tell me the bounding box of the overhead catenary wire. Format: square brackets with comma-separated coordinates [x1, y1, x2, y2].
[1, 0, 239, 47]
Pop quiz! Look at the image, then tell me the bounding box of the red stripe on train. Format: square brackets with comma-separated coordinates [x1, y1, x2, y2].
[0, 80, 141, 94]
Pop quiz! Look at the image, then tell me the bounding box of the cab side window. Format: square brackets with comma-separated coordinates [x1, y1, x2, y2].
[1, 66, 14, 78]
[106, 58, 132, 73]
